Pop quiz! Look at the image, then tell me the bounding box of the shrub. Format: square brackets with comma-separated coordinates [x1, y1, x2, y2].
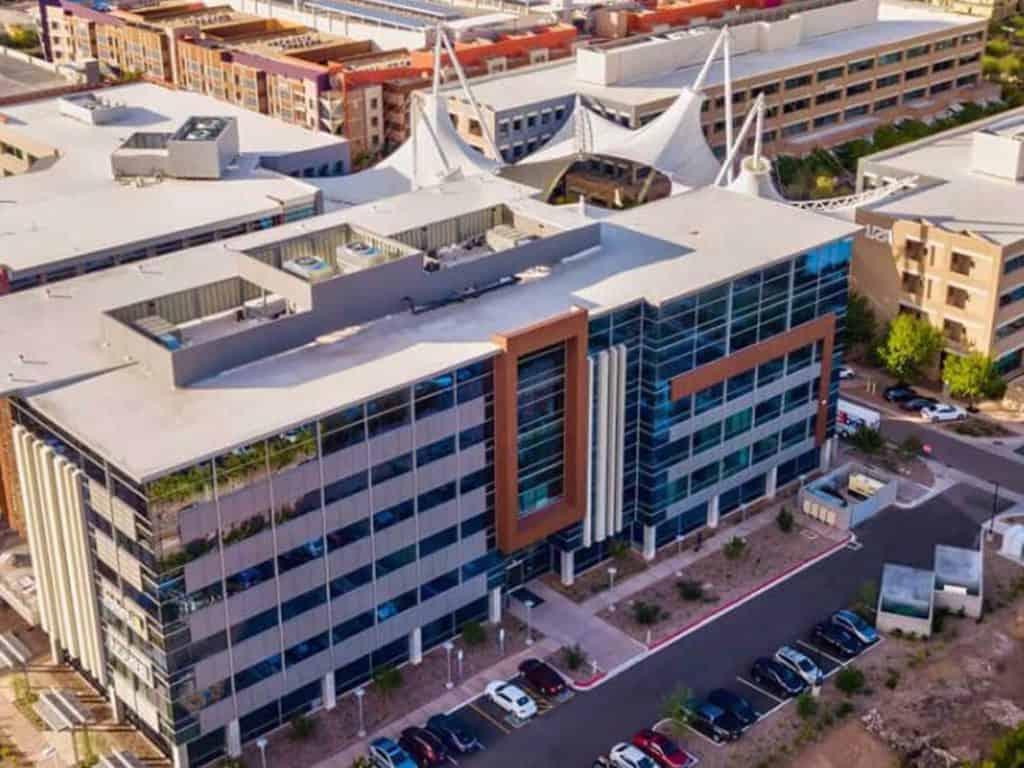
[987, 38, 1012, 56]
[372, 665, 403, 696]
[632, 601, 666, 626]
[834, 700, 855, 719]
[932, 608, 947, 635]
[660, 684, 693, 723]
[885, 668, 901, 690]
[797, 692, 819, 720]
[900, 435, 923, 457]
[835, 666, 865, 695]
[853, 579, 878, 620]
[676, 579, 704, 601]
[609, 539, 630, 561]
[461, 620, 486, 647]
[723, 536, 748, 560]
[289, 713, 316, 740]
[776, 505, 795, 533]
[563, 643, 587, 671]
[350, 758, 373, 768]
[850, 426, 884, 455]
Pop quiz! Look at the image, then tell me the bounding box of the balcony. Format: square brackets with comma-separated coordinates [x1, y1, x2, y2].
[903, 238, 927, 263]
[901, 272, 924, 300]
[950, 251, 975, 278]
[946, 286, 970, 310]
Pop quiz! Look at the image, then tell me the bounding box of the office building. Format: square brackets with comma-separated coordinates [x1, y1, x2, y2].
[445, 0, 994, 161]
[0, 83, 345, 293]
[851, 106, 1024, 376]
[0, 137, 857, 768]
[911, 0, 1021, 20]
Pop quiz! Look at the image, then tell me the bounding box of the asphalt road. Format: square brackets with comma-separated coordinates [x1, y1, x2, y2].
[456, 484, 996, 767]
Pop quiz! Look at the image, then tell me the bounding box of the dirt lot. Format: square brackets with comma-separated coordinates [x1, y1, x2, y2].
[599, 521, 839, 645]
[659, 542, 1024, 768]
[241, 617, 534, 768]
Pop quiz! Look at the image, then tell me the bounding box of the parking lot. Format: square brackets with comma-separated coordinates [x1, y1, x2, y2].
[455, 672, 574, 757]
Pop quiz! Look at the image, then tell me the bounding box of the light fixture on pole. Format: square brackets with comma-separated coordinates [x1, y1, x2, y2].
[607, 567, 618, 612]
[256, 737, 268, 768]
[355, 687, 366, 738]
[443, 641, 455, 689]
[524, 600, 535, 646]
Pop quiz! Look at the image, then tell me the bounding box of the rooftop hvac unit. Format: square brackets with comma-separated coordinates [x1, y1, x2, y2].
[283, 255, 333, 281]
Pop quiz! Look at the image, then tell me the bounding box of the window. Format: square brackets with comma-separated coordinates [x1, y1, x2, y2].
[376, 544, 416, 578]
[721, 447, 750, 479]
[723, 408, 752, 441]
[694, 383, 723, 415]
[755, 395, 782, 425]
[753, 434, 778, 463]
[875, 96, 899, 112]
[784, 382, 811, 412]
[878, 50, 903, 66]
[846, 81, 872, 97]
[417, 436, 455, 467]
[693, 423, 722, 454]
[783, 97, 810, 114]
[327, 518, 370, 552]
[781, 122, 808, 138]
[845, 104, 870, 120]
[757, 357, 785, 387]
[420, 525, 458, 558]
[421, 570, 459, 601]
[933, 58, 955, 73]
[419, 481, 456, 514]
[815, 90, 842, 106]
[1005, 254, 1024, 274]
[813, 113, 840, 128]
[817, 66, 843, 82]
[935, 37, 957, 51]
[329, 564, 372, 599]
[781, 421, 806, 448]
[727, 370, 755, 400]
[907, 43, 930, 58]
[784, 73, 812, 90]
[372, 453, 412, 485]
[876, 74, 900, 88]
[373, 500, 414, 532]
[848, 58, 874, 74]
[786, 345, 812, 373]
[750, 81, 779, 96]
[691, 461, 719, 492]
[377, 589, 417, 622]
[905, 65, 928, 81]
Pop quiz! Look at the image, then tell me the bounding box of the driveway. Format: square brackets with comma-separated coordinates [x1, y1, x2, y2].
[457, 484, 995, 767]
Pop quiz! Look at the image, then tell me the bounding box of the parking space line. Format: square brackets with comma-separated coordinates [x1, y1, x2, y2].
[467, 701, 512, 735]
[735, 676, 784, 704]
[796, 639, 846, 668]
[758, 698, 787, 719]
[682, 723, 726, 749]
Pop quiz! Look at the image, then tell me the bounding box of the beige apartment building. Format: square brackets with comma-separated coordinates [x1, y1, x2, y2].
[918, 0, 1021, 21]
[449, 0, 993, 162]
[851, 106, 1024, 377]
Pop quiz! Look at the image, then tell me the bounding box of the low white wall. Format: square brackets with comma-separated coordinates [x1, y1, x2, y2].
[934, 587, 983, 619]
[876, 609, 932, 638]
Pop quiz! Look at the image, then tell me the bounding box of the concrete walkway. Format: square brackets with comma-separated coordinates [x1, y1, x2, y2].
[310, 636, 560, 768]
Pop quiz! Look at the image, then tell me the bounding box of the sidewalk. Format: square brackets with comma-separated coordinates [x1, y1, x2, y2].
[309, 636, 559, 768]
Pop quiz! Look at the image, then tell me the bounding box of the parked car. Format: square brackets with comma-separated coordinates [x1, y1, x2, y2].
[368, 737, 418, 768]
[518, 658, 567, 698]
[631, 728, 698, 768]
[687, 701, 744, 743]
[485, 680, 538, 720]
[838, 366, 856, 380]
[398, 727, 448, 768]
[609, 743, 659, 768]
[750, 657, 807, 697]
[813, 621, 864, 658]
[707, 688, 759, 728]
[425, 713, 482, 754]
[883, 385, 918, 403]
[831, 609, 880, 646]
[898, 396, 938, 412]
[921, 403, 967, 422]
[775, 645, 823, 688]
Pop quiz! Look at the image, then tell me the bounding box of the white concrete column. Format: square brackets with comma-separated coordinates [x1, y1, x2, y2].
[409, 627, 423, 666]
[560, 550, 575, 587]
[226, 719, 241, 758]
[488, 586, 502, 624]
[642, 525, 656, 561]
[766, 466, 778, 499]
[322, 672, 337, 711]
[820, 436, 835, 471]
[708, 495, 721, 529]
[107, 686, 125, 723]
[171, 744, 188, 768]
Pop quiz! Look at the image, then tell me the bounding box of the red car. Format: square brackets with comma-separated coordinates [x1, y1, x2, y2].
[398, 727, 448, 767]
[518, 658, 567, 698]
[631, 729, 698, 768]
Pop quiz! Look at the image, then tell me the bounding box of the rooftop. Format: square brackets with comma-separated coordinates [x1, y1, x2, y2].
[860, 107, 1024, 247]
[0, 182, 858, 481]
[0, 83, 343, 279]
[0, 53, 69, 101]
[453, 0, 980, 112]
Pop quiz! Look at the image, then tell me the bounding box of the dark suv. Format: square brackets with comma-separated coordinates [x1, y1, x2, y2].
[751, 657, 807, 697]
[687, 701, 744, 743]
[707, 688, 758, 728]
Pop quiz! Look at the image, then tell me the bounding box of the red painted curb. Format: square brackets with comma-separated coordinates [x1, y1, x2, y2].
[573, 672, 607, 689]
[646, 534, 852, 651]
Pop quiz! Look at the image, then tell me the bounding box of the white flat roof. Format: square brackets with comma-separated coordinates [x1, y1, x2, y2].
[458, 1, 978, 112]
[4, 184, 858, 480]
[0, 83, 337, 276]
[863, 108, 1024, 247]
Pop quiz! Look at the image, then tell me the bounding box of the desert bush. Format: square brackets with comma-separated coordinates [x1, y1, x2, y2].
[776, 505, 795, 533]
[835, 666, 865, 695]
[797, 693, 819, 720]
[563, 643, 587, 671]
[632, 601, 666, 626]
[723, 536, 748, 560]
[676, 579, 704, 601]
[289, 713, 316, 740]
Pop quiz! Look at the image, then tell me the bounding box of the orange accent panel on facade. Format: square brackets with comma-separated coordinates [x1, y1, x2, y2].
[0, 398, 23, 535]
[491, 309, 589, 554]
[670, 314, 836, 446]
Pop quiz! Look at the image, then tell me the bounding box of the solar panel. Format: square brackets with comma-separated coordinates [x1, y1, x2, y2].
[306, 0, 431, 28]
[361, 0, 462, 21]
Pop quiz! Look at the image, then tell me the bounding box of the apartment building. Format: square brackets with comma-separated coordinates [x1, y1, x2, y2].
[915, 0, 1022, 20]
[0, 174, 856, 768]
[0, 84, 345, 294]
[851, 106, 1024, 376]
[446, 0, 993, 162]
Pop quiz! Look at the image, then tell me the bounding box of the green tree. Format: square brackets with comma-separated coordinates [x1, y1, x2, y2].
[999, 54, 1022, 79]
[942, 352, 1005, 407]
[877, 314, 943, 383]
[660, 684, 693, 723]
[970, 723, 1024, 767]
[4, 26, 38, 49]
[987, 38, 1012, 57]
[845, 293, 877, 349]
[983, 54, 1003, 78]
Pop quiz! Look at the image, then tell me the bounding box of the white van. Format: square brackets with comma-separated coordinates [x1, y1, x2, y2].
[836, 398, 881, 437]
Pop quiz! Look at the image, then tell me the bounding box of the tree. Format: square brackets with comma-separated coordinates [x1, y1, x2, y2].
[970, 723, 1024, 768]
[660, 684, 693, 723]
[845, 293, 877, 349]
[877, 314, 943, 383]
[943, 352, 1006, 407]
[4, 26, 38, 50]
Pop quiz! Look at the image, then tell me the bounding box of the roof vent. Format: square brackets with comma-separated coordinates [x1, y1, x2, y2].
[969, 129, 1024, 182]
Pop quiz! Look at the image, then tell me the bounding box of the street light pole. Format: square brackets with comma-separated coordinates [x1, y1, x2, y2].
[607, 567, 618, 613]
[990, 482, 1000, 538]
[256, 737, 268, 768]
[355, 687, 366, 738]
[443, 641, 455, 689]
[524, 600, 534, 646]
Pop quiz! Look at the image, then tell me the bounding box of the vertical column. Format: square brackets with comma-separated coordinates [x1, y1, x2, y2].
[322, 672, 337, 711]
[708, 494, 721, 529]
[409, 627, 423, 666]
[226, 719, 241, 758]
[642, 525, 656, 562]
[766, 466, 778, 499]
[488, 586, 502, 624]
[171, 744, 188, 768]
[820, 436, 835, 471]
[559, 550, 575, 587]
[107, 685, 125, 723]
